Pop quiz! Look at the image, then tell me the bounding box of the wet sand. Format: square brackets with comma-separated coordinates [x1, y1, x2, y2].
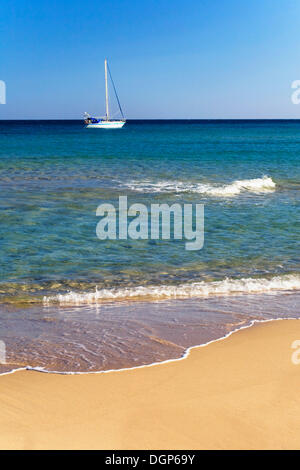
[0, 319, 300, 450]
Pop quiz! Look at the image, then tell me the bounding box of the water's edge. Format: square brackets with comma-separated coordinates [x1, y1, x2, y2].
[1, 316, 298, 378]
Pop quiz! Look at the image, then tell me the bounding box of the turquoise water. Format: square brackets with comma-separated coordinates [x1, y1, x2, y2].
[1, 120, 299, 302]
[0, 120, 300, 372]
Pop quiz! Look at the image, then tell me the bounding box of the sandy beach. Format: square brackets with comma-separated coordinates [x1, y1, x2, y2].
[0, 319, 299, 450]
[2, 0, 300, 453]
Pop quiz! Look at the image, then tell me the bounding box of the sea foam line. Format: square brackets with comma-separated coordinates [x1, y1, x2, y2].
[123, 176, 276, 196]
[43, 274, 300, 306]
[1, 317, 299, 377]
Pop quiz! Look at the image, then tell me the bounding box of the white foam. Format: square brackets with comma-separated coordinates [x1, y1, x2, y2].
[43, 274, 300, 306]
[124, 176, 276, 196]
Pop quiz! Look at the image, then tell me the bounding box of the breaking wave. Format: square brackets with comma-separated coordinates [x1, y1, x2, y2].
[43, 274, 300, 306]
[123, 176, 276, 196]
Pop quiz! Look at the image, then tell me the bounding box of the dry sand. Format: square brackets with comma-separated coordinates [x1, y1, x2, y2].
[0, 319, 300, 450]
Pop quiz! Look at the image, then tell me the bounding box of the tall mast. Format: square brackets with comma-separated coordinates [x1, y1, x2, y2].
[104, 59, 109, 121]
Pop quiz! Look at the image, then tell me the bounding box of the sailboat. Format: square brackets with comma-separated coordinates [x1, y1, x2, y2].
[84, 59, 126, 129]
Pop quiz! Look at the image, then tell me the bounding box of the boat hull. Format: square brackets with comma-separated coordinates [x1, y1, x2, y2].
[86, 121, 125, 129]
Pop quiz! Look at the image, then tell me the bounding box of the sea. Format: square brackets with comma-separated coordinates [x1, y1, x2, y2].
[0, 119, 299, 374]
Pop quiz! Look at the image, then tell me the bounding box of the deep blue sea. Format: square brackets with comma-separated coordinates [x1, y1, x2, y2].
[0, 120, 299, 373]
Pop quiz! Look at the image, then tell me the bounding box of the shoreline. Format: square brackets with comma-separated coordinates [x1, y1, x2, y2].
[1, 318, 300, 449]
[0, 316, 298, 377]
[2, 290, 299, 376]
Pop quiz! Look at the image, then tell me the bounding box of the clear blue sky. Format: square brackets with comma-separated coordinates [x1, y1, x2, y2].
[1, 0, 300, 119]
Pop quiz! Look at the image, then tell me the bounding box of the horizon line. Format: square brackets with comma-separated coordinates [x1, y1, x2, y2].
[2, 118, 300, 121]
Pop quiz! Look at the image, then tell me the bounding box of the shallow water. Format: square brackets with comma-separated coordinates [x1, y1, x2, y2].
[0, 291, 299, 374]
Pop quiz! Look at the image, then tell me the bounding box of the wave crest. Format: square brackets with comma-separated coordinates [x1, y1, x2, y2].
[43, 274, 300, 306]
[124, 176, 276, 196]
